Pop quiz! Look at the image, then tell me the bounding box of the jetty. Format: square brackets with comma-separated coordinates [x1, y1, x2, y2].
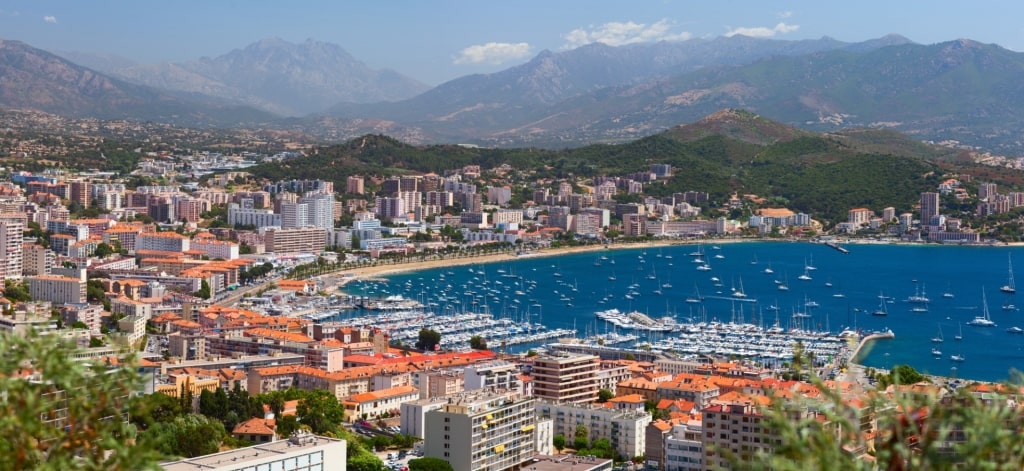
[849, 329, 896, 364]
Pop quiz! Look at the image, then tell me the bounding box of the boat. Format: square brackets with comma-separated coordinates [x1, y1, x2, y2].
[732, 278, 747, 298]
[931, 323, 943, 343]
[685, 284, 703, 304]
[968, 289, 997, 327]
[931, 347, 942, 356]
[950, 354, 965, 362]
[943, 283, 954, 299]
[1007, 326, 1024, 334]
[871, 293, 889, 316]
[804, 295, 819, 309]
[797, 264, 812, 281]
[907, 283, 930, 304]
[806, 254, 817, 271]
[954, 323, 963, 341]
[1001, 254, 1016, 294]
[777, 274, 790, 291]
[763, 262, 774, 275]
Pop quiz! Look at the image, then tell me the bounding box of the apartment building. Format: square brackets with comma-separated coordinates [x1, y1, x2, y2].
[424, 390, 538, 471]
[191, 236, 240, 260]
[264, 227, 326, 254]
[28, 275, 86, 304]
[161, 431, 345, 471]
[342, 385, 420, 422]
[532, 353, 600, 404]
[536, 399, 652, 460]
[22, 243, 54, 276]
[136, 232, 191, 253]
[0, 213, 26, 279]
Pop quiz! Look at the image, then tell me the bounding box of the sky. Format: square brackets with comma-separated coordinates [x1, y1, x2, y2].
[3, 0, 1024, 85]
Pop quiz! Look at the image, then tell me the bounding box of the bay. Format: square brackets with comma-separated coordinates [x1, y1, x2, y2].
[342, 241, 1024, 383]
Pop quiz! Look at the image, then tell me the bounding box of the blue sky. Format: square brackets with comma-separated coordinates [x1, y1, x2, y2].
[3, 1, 1023, 85]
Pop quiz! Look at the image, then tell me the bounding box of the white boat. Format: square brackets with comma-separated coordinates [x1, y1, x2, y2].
[931, 347, 942, 356]
[907, 283, 930, 304]
[804, 295, 819, 308]
[950, 354, 965, 362]
[732, 278, 747, 298]
[797, 264, 812, 281]
[968, 289, 997, 327]
[871, 293, 888, 316]
[1001, 254, 1016, 294]
[763, 262, 774, 275]
[685, 284, 703, 304]
[1007, 326, 1024, 334]
[931, 323, 943, 343]
[806, 254, 817, 271]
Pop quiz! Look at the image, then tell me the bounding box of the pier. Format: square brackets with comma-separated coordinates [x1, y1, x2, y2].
[849, 329, 896, 364]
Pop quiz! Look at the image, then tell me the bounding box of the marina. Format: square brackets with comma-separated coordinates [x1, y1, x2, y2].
[330, 241, 1024, 382]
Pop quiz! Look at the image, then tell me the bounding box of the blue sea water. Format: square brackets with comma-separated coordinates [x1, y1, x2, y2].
[341, 242, 1024, 383]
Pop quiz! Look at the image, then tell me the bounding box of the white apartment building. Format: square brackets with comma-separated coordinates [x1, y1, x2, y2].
[0, 213, 26, 280]
[424, 390, 538, 471]
[191, 238, 240, 260]
[464, 361, 524, 395]
[663, 420, 704, 471]
[536, 400, 652, 461]
[227, 203, 282, 228]
[136, 232, 190, 252]
[299, 192, 335, 229]
[400, 397, 448, 439]
[28, 275, 87, 304]
[161, 432, 345, 471]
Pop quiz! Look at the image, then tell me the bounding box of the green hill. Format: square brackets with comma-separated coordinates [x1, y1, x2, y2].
[248, 110, 953, 224]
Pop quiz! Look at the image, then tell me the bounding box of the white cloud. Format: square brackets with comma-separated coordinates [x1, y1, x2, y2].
[562, 19, 691, 49]
[454, 42, 532, 65]
[725, 22, 799, 38]
[43, 15, 57, 24]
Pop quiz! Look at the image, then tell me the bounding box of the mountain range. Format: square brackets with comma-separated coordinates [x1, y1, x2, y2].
[4, 34, 1024, 153]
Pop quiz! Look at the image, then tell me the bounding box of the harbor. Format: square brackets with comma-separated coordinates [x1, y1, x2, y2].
[327, 241, 1024, 382]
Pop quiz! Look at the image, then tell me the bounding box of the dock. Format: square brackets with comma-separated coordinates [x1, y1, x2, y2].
[826, 241, 850, 254]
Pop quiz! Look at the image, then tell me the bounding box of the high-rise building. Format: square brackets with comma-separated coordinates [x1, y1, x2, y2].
[264, 227, 326, 254]
[979, 183, 998, 202]
[345, 176, 365, 195]
[423, 390, 538, 471]
[532, 353, 600, 404]
[69, 181, 92, 208]
[0, 213, 27, 280]
[28, 275, 87, 304]
[280, 202, 309, 228]
[299, 192, 335, 229]
[920, 192, 940, 225]
[22, 243, 54, 276]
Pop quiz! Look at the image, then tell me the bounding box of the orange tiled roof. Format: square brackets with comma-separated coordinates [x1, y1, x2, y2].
[345, 385, 419, 404]
[232, 418, 276, 436]
[608, 393, 646, 404]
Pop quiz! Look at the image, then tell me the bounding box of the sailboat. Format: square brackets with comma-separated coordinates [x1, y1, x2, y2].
[931, 323, 944, 343]
[1001, 254, 1016, 294]
[797, 262, 812, 281]
[950, 351, 965, 362]
[968, 289, 997, 327]
[871, 292, 889, 316]
[931, 347, 943, 357]
[777, 274, 790, 291]
[942, 283, 954, 299]
[954, 323, 963, 341]
[806, 254, 818, 271]
[763, 261, 774, 275]
[685, 284, 703, 304]
[732, 278, 747, 298]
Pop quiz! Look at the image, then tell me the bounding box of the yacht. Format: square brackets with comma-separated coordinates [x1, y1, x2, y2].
[950, 354, 965, 362]
[931, 347, 942, 357]
[1001, 254, 1016, 294]
[1007, 326, 1024, 334]
[968, 289, 997, 327]
[871, 293, 889, 316]
[931, 323, 943, 343]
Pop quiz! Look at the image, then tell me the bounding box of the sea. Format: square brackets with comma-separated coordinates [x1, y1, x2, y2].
[338, 241, 1024, 383]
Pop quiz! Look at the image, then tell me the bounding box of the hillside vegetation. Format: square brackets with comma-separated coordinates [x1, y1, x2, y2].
[248, 110, 952, 223]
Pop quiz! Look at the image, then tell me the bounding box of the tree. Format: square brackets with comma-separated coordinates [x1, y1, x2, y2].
[140, 413, 227, 459]
[0, 332, 161, 469]
[296, 389, 345, 434]
[573, 424, 589, 450]
[193, 279, 211, 300]
[4, 279, 31, 303]
[469, 335, 487, 350]
[93, 242, 114, 258]
[553, 434, 567, 453]
[597, 388, 615, 403]
[408, 457, 455, 471]
[416, 328, 442, 351]
[86, 279, 107, 303]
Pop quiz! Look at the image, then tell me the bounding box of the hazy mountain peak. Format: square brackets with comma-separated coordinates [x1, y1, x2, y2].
[104, 37, 429, 116]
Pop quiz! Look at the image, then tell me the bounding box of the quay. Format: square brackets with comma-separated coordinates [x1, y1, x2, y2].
[849, 329, 896, 364]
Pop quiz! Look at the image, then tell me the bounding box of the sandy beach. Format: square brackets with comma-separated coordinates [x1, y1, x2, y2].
[315, 238, 751, 292]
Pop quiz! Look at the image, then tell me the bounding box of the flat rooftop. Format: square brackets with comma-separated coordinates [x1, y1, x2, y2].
[161, 434, 344, 471]
[526, 454, 613, 471]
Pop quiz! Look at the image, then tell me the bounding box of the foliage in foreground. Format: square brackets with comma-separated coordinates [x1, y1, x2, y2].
[740, 359, 1024, 470]
[0, 332, 161, 470]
